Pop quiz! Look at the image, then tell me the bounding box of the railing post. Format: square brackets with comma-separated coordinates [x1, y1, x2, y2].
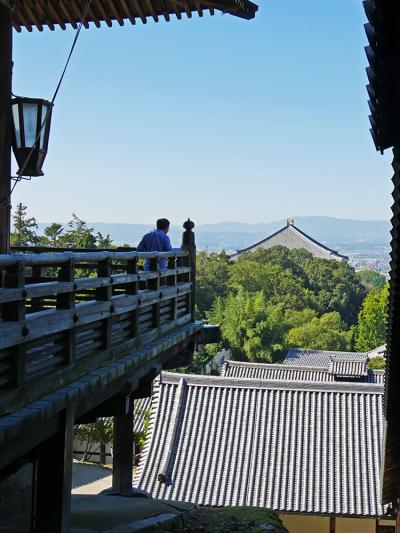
[57, 259, 76, 365]
[181, 219, 196, 321]
[96, 258, 113, 349]
[168, 255, 178, 321]
[126, 257, 139, 339]
[3, 261, 26, 386]
[148, 257, 160, 329]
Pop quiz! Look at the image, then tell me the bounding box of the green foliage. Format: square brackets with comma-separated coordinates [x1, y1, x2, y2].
[196, 251, 230, 317]
[60, 214, 97, 248]
[230, 247, 365, 325]
[10, 202, 39, 246]
[43, 223, 64, 246]
[208, 290, 287, 363]
[357, 269, 387, 291]
[134, 409, 151, 449]
[74, 417, 113, 462]
[285, 311, 354, 351]
[355, 285, 389, 351]
[368, 356, 385, 369]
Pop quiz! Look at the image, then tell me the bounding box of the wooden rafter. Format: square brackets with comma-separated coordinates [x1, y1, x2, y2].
[107, 0, 125, 25]
[93, 0, 111, 26]
[119, 0, 136, 25]
[59, 1, 78, 29]
[9, 0, 257, 30]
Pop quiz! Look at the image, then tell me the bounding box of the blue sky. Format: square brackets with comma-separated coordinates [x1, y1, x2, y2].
[11, 0, 393, 226]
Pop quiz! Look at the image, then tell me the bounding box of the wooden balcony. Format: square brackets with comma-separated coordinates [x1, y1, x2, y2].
[0, 222, 201, 532]
[0, 247, 196, 416]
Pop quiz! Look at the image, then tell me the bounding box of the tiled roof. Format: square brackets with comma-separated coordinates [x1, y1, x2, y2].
[285, 348, 368, 369]
[133, 397, 152, 434]
[328, 354, 368, 378]
[222, 360, 335, 381]
[230, 224, 348, 262]
[135, 372, 384, 517]
[222, 360, 383, 384]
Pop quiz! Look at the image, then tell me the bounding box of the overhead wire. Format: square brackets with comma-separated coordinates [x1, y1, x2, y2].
[11, 0, 93, 193]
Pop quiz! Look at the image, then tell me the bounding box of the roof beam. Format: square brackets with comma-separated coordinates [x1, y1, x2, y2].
[59, 1, 78, 29]
[22, 2, 43, 31]
[93, 1, 111, 26]
[36, 0, 55, 30]
[42, 1, 66, 30]
[119, 0, 136, 25]
[107, 0, 125, 25]
[143, 0, 159, 22]
[70, 0, 90, 28]
[130, 0, 147, 24]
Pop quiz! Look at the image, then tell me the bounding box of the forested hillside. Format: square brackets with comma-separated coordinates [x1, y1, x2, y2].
[197, 248, 388, 363]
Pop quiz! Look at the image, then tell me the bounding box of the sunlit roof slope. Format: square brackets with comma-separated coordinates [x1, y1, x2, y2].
[135, 372, 384, 517]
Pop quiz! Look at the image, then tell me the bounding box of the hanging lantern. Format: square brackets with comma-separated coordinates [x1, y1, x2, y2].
[11, 97, 53, 177]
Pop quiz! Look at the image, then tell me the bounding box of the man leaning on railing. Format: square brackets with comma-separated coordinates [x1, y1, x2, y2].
[137, 218, 181, 271]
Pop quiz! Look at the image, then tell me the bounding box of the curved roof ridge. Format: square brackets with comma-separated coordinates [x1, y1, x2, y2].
[224, 360, 331, 373]
[160, 371, 383, 394]
[231, 223, 348, 260]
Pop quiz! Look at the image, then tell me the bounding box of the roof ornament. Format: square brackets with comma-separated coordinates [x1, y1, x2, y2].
[286, 218, 294, 226]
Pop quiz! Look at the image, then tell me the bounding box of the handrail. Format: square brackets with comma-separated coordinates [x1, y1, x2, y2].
[0, 249, 188, 266]
[0, 220, 197, 415]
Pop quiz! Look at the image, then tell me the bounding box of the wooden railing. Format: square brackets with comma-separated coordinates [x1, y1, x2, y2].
[0, 239, 195, 416]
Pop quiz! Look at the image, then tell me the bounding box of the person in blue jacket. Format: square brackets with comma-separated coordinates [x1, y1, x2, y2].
[137, 218, 177, 271]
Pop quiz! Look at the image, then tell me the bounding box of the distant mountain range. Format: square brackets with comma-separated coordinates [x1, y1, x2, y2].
[37, 216, 392, 253]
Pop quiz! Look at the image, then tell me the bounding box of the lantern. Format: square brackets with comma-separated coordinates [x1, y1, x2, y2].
[11, 97, 53, 177]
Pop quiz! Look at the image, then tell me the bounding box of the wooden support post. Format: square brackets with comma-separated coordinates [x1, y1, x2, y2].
[0, 5, 12, 254]
[126, 258, 138, 338]
[168, 256, 177, 320]
[148, 257, 160, 329]
[181, 219, 196, 321]
[3, 261, 26, 386]
[112, 395, 134, 495]
[31, 407, 75, 533]
[96, 258, 113, 348]
[57, 259, 75, 365]
[30, 265, 42, 312]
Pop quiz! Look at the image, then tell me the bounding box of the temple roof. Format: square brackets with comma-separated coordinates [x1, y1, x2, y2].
[223, 359, 384, 384]
[4, 0, 258, 32]
[230, 221, 348, 262]
[135, 372, 384, 516]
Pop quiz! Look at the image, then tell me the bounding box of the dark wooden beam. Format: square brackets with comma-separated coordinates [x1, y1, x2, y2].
[31, 407, 74, 533]
[0, 4, 12, 253]
[112, 397, 134, 495]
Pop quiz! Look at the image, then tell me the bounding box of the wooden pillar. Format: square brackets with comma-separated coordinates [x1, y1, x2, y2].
[0, 5, 12, 254]
[181, 219, 196, 321]
[112, 395, 134, 495]
[31, 407, 75, 533]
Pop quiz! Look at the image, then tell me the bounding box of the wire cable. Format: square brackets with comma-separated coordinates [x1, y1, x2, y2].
[11, 0, 93, 192]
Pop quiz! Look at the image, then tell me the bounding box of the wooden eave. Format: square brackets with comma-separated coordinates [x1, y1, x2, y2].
[5, 0, 258, 32]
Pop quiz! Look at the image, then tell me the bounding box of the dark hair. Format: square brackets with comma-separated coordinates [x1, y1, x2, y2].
[156, 218, 170, 230]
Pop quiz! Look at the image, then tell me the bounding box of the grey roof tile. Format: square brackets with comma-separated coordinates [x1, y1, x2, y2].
[135, 372, 383, 517]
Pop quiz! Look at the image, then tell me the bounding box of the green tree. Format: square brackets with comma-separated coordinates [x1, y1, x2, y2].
[74, 417, 113, 463]
[196, 251, 230, 317]
[43, 222, 64, 246]
[96, 232, 113, 248]
[357, 269, 387, 291]
[355, 285, 389, 351]
[207, 290, 287, 363]
[10, 202, 39, 246]
[285, 311, 354, 351]
[60, 214, 97, 248]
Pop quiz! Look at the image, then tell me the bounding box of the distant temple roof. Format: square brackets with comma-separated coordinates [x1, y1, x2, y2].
[223, 359, 384, 384]
[230, 219, 348, 262]
[135, 372, 383, 517]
